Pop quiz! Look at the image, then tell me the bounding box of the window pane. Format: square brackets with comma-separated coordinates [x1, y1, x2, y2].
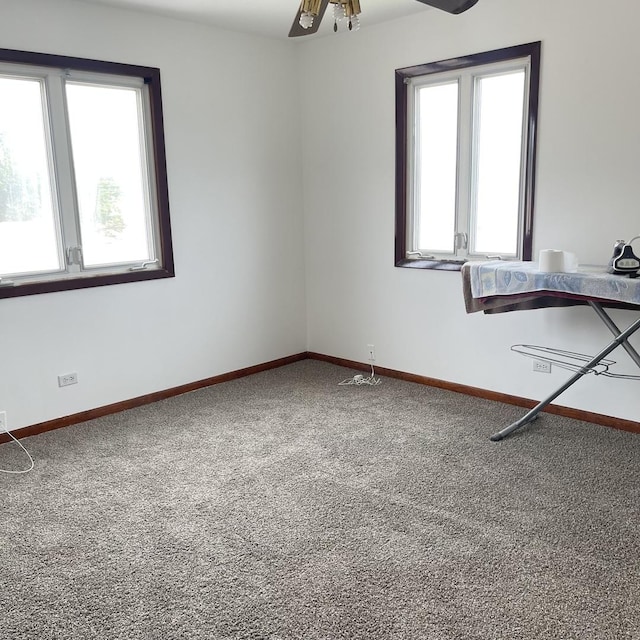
[473, 71, 525, 255]
[66, 83, 153, 268]
[416, 82, 458, 253]
[0, 76, 61, 276]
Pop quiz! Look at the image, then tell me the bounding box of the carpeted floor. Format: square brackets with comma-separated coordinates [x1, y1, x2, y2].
[1, 360, 639, 639]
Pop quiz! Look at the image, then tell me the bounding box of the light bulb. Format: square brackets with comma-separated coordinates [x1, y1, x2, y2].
[350, 13, 360, 31]
[299, 11, 314, 29]
[333, 3, 346, 21]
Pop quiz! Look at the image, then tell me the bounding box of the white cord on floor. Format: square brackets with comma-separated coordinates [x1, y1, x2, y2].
[338, 363, 382, 386]
[0, 427, 34, 475]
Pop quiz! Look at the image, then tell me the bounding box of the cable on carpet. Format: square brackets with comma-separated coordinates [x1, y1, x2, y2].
[338, 363, 381, 386]
[0, 427, 34, 475]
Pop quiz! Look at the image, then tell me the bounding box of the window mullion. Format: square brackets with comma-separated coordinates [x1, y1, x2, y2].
[138, 88, 160, 262]
[516, 63, 532, 260]
[455, 74, 473, 259]
[408, 82, 420, 255]
[46, 73, 82, 272]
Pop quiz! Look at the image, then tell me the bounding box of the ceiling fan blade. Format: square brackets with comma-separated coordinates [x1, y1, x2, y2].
[414, 0, 479, 14]
[289, 0, 331, 37]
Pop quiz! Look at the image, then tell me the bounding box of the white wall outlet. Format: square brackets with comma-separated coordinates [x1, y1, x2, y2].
[532, 359, 551, 374]
[0, 411, 6, 432]
[58, 372, 78, 387]
[367, 344, 375, 362]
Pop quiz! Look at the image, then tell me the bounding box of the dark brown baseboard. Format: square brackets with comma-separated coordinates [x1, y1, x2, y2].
[307, 352, 640, 435]
[0, 353, 307, 444]
[3, 350, 638, 444]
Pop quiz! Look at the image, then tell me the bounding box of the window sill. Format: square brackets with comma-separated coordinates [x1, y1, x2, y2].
[396, 258, 466, 271]
[0, 267, 174, 299]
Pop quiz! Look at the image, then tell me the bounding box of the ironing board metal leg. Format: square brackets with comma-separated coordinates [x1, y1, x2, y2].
[588, 301, 640, 368]
[491, 313, 640, 441]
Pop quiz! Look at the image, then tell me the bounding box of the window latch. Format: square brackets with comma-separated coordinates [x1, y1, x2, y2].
[406, 251, 435, 259]
[454, 233, 468, 250]
[129, 259, 159, 272]
[486, 255, 505, 260]
[66, 246, 83, 266]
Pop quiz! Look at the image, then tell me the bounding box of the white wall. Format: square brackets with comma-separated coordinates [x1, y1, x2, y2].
[301, 0, 640, 421]
[2, 0, 639, 433]
[0, 0, 307, 430]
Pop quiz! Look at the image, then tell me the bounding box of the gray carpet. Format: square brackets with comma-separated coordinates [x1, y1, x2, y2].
[1, 360, 639, 639]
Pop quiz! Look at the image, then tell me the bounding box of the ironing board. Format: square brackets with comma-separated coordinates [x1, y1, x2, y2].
[461, 262, 640, 440]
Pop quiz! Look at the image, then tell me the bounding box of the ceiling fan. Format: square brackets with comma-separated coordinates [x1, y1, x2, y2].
[289, 0, 479, 37]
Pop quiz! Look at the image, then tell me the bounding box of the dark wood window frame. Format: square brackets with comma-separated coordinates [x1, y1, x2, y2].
[0, 48, 174, 299]
[395, 42, 541, 270]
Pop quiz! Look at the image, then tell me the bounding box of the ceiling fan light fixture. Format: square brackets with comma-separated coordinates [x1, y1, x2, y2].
[330, 0, 361, 32]
[299, 11, 315, 28]
[298, 0, 325, 28]
[291, 0, 480, 38]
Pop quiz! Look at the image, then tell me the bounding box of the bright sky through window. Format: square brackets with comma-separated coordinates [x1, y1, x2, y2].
[0, 76, 60, 275]
[66, 83, 153, 267]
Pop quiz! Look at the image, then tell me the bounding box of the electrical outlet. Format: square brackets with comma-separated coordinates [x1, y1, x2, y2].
[367, 344, 375, 362]
[532, 359, 551, 374]
[0, 411, 6, 433]
[58, 372, 78, 387]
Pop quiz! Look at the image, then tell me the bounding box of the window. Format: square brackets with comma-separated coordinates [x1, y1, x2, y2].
[395, 42, 541, 268]
[0, 48, 173, 299]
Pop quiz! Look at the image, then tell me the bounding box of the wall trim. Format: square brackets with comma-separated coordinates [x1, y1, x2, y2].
[0, 353, 307, 444]
[307, 352, 640, 436]
[2, 351, 638, 444]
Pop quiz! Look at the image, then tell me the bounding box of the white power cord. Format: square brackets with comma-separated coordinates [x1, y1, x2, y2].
[339, 362, 382, 386]
[0, 426, 34, 475]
